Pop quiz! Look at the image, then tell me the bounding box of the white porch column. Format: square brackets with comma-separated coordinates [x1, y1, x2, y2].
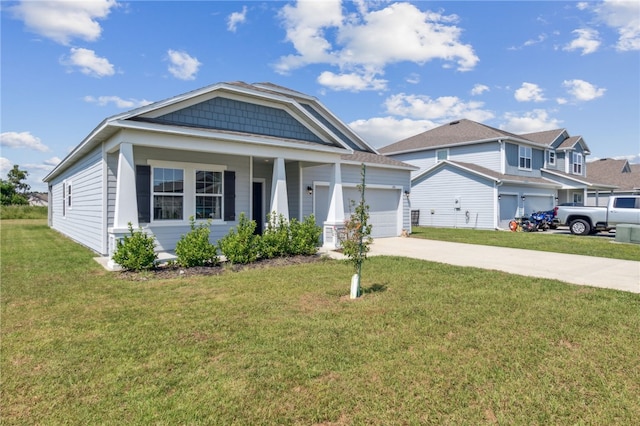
[270, 157, 289, 221]
[113, 142, 139, 229]
[323, 162, 345, 249]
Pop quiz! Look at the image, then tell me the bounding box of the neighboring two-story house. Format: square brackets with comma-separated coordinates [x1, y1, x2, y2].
[379, 119, 603, 230]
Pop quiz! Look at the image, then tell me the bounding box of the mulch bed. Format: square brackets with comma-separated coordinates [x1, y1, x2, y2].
[117, 254, 327, 281]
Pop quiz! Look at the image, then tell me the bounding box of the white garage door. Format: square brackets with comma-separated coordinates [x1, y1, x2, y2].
[314, 186, 401, 238]
[498, 195, 518, 228]
[524, 196, 553, 216]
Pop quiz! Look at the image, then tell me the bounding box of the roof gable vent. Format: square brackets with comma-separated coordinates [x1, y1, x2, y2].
[449, 120, 460, 125]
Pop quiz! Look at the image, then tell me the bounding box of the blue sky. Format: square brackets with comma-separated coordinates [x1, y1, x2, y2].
[2, 0, 639, 192]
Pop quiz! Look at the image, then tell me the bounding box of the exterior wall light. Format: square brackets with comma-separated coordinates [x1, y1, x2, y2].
[404, 190, 410, 199]
[521, 195, 526, 201]
[307, 186, 313, 195]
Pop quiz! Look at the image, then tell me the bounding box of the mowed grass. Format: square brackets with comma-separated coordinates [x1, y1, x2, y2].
[411, 226, 640, 261]
[2, 220, 640, 424]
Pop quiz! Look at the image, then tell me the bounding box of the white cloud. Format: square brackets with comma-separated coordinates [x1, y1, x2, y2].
[501, 110, 562, 134]
[471, 84, 489, 96]
[317, 71, 387, 92]
[563, 28, 601, 55]
[227, 6, 248, 32]
[44, 157, 62, 167]
[514, 82, 546, 102]
[384, 93, 494, 123]
[0, 131, 49, 152]
[563, 79, 606, 101]
[166, 49, 201, 80]
[61, 47, 115, 77]
[594, 0, 640, 51]
[276, 1, 478, 91]
[84, 95, 152, 109]
[613, 153, 640, 164]
[0, 157, 12, 176]
[349, 116, 436, 148]
[577, 2, 590, 11]
[12, 0, 117, 45]
[406, 73, 420, 84]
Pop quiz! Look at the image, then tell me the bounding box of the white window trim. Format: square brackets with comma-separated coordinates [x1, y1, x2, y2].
[64, 180, 72, 215]
[147, 160, 227, 224]
[547, 150, 556, 166]
[519, 145, 532, 171]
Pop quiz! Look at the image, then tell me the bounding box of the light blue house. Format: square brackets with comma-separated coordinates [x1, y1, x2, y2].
[43, 82, 415, 260]
[380, 119, 600, 230]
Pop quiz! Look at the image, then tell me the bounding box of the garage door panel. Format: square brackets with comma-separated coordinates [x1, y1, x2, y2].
[343, 188, 400, 238]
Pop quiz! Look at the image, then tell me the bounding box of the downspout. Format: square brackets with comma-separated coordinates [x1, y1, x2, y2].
[499, 139, 505, 174]
[495, 181, 504, 229]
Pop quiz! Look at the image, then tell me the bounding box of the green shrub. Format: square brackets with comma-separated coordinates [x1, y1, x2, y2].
[217, 213, 260, 265]
[112, 223, 157, 271]
[175, 217, 219, 267]
[289, 214, 322, 255]
[260, 212, 290, 259]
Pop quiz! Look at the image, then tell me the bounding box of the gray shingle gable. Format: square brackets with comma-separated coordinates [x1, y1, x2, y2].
[143, 96, 327, 144]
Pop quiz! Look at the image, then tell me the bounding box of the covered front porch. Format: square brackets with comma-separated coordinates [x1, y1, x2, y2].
[106, 136, 350, 266]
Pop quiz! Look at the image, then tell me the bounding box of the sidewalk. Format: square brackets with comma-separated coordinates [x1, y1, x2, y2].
[321, 237, 640, 294]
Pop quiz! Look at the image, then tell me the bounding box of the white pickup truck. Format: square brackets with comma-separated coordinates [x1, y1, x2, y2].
[554, 195, 640, 235]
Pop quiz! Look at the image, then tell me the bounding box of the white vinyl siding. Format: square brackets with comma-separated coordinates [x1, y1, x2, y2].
[50, 146, 105, 254]
[411, 165, 495, 230]
[391, 141, 501, 178]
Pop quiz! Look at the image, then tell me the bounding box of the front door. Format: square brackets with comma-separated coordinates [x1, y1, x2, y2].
[252, 181, 264, 234]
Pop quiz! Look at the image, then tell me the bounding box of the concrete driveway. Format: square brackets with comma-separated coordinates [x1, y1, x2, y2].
[325, 237, 640, 294]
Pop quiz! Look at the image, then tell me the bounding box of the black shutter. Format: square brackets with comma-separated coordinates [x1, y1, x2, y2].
[224, 170, 236, 221]
[136, 165, 151, 223]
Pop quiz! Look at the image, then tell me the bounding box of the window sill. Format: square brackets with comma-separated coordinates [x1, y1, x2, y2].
[144, 220, 228, 227]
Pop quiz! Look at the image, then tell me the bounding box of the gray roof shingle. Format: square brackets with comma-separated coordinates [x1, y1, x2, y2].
[586, 158, 640, 191]
[379, 119, 542, 154]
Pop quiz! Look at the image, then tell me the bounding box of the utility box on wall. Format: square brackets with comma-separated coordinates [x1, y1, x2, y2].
[454, 196, 462, 210]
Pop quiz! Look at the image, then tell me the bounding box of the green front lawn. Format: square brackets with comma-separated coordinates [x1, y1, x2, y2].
[411, 226, 640, 261]
[2, 220, 639, 424]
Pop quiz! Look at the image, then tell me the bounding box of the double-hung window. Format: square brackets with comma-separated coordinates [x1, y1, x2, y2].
[153, 167, 184, 220]
[195, 170, 222, 219]
[572, 152, 583, 175]
[519, 146, 532, 170]
[547, 150, 556, 166]
[147, 161, 227, 222]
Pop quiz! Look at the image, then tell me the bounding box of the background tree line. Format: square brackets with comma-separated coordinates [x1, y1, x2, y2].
[1, 165, 31, 206]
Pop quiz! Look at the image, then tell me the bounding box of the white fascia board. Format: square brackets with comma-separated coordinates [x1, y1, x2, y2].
[500, 178, 561, 189]
[340, 158, 418, 171]
[43, 119, 114, 182]
[541, 169, 593, 186]
[383, 138, 503, 156]
[107, 123, 348, 163]
[411, 160, 498, 184]
[307, 98, 378, 153]
[385, 136, 548, 157]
